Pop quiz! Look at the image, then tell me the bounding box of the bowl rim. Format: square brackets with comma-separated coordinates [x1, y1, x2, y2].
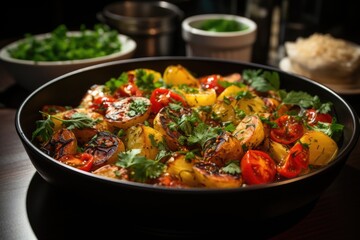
[0, 32, 137, 66]
[103, 0, 184, 22]
[15, 56, 360, 193]
[182, 14, 257, 38]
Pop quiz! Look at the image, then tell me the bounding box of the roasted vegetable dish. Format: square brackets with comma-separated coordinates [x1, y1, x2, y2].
[32, 65, 344, 188]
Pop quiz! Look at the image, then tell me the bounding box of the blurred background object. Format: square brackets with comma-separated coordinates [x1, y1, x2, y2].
[181, 14, 257, 61]
[97, 1, 183, 57]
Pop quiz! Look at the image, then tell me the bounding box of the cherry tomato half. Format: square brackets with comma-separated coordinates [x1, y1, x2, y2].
[305, 108, 332, 126]
[277, 142, 309, 178]
[113, 74, 143, 98]
[199, 74, 225, 95]
[270, 115, 304, 145]
[149, 88, 187, 113]
[240, 150, 277, 185]
[90, 96, 116, 114]
[58, 153, 94, 172]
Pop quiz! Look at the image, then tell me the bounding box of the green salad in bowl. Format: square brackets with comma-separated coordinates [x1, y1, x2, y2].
[0, 24, 136, 91]
[8, 24, 122, 61]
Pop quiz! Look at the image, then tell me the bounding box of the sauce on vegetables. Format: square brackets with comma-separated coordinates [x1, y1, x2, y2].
[32, 65, 344, 188]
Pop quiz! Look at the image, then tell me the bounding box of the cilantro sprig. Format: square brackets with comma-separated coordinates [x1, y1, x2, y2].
[116, 149, 165, 182]
[282, 91, 332, 113]
[32, 111, 102, 142]
[105, 72, 128, 94]
[135, 69, 164, 92]
[187, 122, 222, 148]
[242, 69, 280, 92]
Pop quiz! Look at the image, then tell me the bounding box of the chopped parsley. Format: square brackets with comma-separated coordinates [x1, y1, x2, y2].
[116, 149, 165, 182]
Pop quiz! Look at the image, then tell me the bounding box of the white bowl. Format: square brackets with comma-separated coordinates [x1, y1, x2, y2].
[182, 14, 257, 61]
[0, 32, 136, 91]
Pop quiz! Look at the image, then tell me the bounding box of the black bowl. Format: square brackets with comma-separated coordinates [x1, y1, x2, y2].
[15, 57, 359, 222]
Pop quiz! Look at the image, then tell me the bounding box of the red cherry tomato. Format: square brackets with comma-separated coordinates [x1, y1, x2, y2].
[90, 96, 116, 114]
[290, 142, 310, 169]
[113, 74, 143, 98]
[305, 108, 332, 126]
[240, 150, 277, 185]
[149, 88, 187, 113]
[277, 142, 309, 178]
[199, 74, 225, 95]
[58, 153, 94, 172]
[270, 115, 304, 145]
[115, 82, 143, 97]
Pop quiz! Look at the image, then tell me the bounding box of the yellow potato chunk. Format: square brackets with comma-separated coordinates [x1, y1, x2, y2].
[233, 115, 265, 149]
[299, 130, 338, 166]
[124, 124, 164, 160]
[166, 154, 199, 187]
[163, 65, 199, 86]
[217, 85, 248, 101]
[233, 95, 267, 115]
[183, 88, 217, 107]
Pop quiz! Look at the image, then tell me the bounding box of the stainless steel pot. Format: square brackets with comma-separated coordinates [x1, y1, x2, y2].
[98, 1, 183, 57]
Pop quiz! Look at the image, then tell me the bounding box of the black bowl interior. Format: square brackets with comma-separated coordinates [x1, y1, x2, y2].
[16, 57, 360, 220]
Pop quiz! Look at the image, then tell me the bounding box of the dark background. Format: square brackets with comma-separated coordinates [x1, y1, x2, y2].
[1, 0, 360, 64]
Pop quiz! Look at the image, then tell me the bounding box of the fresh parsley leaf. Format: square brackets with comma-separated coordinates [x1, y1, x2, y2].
[187, 122, 222, 148]
[59, 112, 102, 130]
[282, 91, 333, 112]
[32, 111, 102, 142]
[127, 98, 150, 117]
[31, 114, 55, 142]
[309, 120, 344, 142]
[135, 69, 156, 92]
[221, 161, 241, 175]
[242, 69, 280, 92]
[116, 149, 166, 182]
[105, 72, 128, 94]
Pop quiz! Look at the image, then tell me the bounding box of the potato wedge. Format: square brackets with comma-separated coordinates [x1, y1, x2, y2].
[203, 132, 244, 167]
[299, 130, 338, 166]
[166, 154, 199, 187]
[163, 65, 199, 87]
[153, 106, 192, 151]
[267, 139, 289, 164]
[211, 100, 238, 124]
[124, 124, 165, 160]
[233, 115, 265, 150]
[217, 85, 248, 101]
[182, 88, 217, 107]
[233, 95, 267, 115]
[42, 128, 78, 160]
[193, 162, 243, 188]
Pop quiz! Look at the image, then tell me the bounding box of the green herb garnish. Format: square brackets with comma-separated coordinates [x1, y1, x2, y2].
[198, 19, 249, 32]
[116, 149, 165, 182]
[8, 24, 122, 61]
[32, 111, 102, 142]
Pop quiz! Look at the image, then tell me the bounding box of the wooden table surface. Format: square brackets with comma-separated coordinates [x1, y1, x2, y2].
[1, 64, 360, 239]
